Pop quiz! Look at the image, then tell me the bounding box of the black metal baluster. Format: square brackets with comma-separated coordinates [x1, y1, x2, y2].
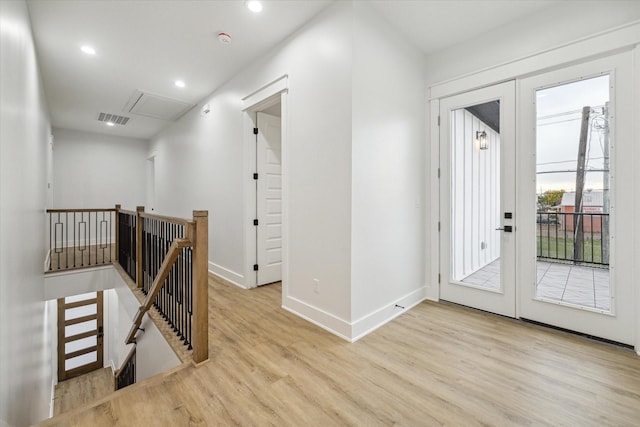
[187, 247, 193, 350]
[178, 246, 184, 341]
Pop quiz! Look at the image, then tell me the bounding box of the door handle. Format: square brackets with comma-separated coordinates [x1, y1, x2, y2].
[496, 225, 513, 232]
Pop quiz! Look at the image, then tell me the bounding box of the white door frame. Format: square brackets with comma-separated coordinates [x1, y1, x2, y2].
[241, 76, 289, 290]
[146, 154, 156, 212]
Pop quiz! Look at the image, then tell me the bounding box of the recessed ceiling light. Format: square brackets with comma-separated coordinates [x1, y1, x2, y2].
[80, 45, 96, 55]
[175, 80, 186, 88]
[247, 1, 263, 13]
[106, 121, 115, 127]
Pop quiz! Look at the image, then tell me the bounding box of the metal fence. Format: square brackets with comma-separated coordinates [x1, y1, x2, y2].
[537, 211, 609, 266]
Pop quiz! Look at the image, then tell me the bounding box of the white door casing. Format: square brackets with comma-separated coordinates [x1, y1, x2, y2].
[256, 112, 282, 286]
[146, 155, 156, 212]
[439, 81, 516, 318]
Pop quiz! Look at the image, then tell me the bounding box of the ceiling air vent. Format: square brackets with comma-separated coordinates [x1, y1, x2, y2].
[125, 90, 195, 121]
[97, 112, 130, 126]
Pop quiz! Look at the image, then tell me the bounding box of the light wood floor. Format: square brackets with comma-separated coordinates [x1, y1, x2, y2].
[38, 276, 640, 426]
[48, 244, 115, 271]
[52, 367, 113, 416]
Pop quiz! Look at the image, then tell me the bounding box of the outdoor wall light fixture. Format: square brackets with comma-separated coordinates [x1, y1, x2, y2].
[476, 130, 488, 150]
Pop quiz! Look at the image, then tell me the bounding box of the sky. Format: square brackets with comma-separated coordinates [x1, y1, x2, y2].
[535, 75, 610, 195]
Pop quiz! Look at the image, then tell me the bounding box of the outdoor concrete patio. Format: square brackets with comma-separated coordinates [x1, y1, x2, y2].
[461, 259, 610, 311]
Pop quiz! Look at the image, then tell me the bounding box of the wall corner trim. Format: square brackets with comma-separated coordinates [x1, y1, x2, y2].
[282, 295, 352, 341]
[350, 286, 428, 342]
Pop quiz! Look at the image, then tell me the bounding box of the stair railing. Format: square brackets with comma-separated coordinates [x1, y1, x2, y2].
[46, 207, 117, 271]
[114, 345, 136, 390]
[121, 209, 209, 365]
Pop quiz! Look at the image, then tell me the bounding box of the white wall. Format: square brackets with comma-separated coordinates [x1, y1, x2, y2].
[350, 2, 426, 338]
[52, 128, 148, 210]
[424, 1, 640, 86]
[109, 271, 180, 382]
[150, 1, 432, 340]
[0, 1, 53, 425]
[150, 2, 354, 331]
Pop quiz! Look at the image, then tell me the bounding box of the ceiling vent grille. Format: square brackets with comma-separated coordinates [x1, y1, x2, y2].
[97, 112, 130, 126]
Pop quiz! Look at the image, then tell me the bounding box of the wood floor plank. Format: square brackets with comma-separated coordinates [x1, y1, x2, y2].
[53, 368, 114, 417]
[38, 276, 640, 427]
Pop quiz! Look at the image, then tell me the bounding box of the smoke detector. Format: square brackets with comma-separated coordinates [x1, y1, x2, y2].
[217, 32, 232, 44]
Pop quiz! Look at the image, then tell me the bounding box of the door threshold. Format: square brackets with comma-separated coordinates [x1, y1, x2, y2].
[520, 318, 634, 350]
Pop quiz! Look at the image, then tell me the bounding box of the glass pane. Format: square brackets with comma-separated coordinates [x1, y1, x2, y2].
[65, 336, 97, 354]
[65, 292, 96, 304]
[450, 101, 501, 291]
[65, 319, 97, 337]
[65, 304, 96, 320]
[65, 352, 97, 371]
[535, 75, 611, 311]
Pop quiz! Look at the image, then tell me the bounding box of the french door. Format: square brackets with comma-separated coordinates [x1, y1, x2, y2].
[439, 52, 634, 346]
[439, 81, 516, 317]
[517, 52, 634, 345]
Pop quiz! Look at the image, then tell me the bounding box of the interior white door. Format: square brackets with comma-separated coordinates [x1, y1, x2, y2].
[517, 52, 635, 345]
[256, 112, 282, 286]
[439, 81, 516, 317]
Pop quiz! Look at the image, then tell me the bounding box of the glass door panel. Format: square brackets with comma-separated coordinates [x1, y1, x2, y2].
[451, 102, 502, 291]
[535, 75, 611, 311]
[440, 81, 516, 318]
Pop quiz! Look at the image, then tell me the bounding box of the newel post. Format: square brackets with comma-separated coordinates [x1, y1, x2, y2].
[115, 204, 121, 262]
[136, 206, 145, 288]
[192, 210, 209, 364]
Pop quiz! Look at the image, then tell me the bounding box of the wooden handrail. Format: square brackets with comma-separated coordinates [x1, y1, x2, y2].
[114, 344, 136, 390]
[139, 211, 195, 227]
[125, 238, 192, 344]
[118, 208, 138, 216]
[114, 345, 136, 379]
[47, 208, 116, 213]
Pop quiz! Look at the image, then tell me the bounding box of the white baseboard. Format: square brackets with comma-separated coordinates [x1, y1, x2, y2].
[282, 295, 352, 341]
[350, 286, 427, 342]
[49, 377, 56, 418]
[283, 287, 427, 342]
[208, 262, 247, 289]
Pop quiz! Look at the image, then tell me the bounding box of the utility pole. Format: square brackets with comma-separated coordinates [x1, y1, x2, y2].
[602, 103, 610, 264]
[573, 106, 590, 264]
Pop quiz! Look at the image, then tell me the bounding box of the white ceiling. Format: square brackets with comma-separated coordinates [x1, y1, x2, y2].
[27, 0, 557, 140]
[369, 0, 556, 56]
